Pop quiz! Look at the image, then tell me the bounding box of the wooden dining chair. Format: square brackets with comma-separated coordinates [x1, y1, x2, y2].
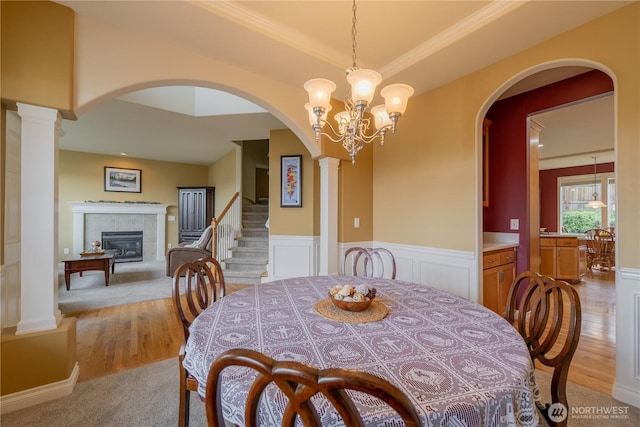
[341, 247, 397, 279]
[205, 348, 420, 427]
[504, 271, 582, 427]
[173, 257, 226, 427]
[585, 228, 615, 271]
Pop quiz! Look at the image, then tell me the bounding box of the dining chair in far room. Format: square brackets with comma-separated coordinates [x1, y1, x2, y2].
[504, 271, 582, 427]
[205, 348, 421, 427]
[341, 247, 397, 279]
[585, 228, 615, 271]
[173, 257, 226, 427]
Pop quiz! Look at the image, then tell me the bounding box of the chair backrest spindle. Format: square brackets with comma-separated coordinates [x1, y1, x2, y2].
[173, 257, 226, 340]
[205, 348, 421, 427]
[504, 271, 581, 427]
[341, 247, 396, 279]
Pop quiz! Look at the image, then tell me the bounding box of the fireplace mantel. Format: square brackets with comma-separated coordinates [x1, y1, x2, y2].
[70, 202, 169, 261]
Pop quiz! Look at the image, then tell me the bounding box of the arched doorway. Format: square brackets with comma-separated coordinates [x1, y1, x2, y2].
[478, 62, 616, 394]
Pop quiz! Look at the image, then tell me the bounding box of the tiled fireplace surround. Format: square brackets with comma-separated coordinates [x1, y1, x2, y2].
[71, 202, 169, 261]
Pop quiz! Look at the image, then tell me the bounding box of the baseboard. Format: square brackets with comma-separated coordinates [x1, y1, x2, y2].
[612, 381, 640, 409]
[0, 362, 79, 414]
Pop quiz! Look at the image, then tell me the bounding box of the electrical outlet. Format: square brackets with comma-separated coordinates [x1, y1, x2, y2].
[510, 219, 519, 230]
[354, 218, 360, 228]
[167, 243, 172, 249]
[63, 247, 70, 254]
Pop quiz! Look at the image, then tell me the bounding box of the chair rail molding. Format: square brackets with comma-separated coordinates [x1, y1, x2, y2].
[266, 237, 477, 302]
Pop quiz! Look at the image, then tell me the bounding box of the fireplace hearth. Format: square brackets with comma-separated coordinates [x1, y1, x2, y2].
[102, 231, 143, 262]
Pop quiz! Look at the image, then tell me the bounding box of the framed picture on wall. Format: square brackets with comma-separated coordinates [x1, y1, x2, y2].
[281, 155, 302, 207]
[104, 167, 142, 193]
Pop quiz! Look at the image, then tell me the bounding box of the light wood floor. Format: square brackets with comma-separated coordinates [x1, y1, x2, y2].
[68, 272, 616, 394]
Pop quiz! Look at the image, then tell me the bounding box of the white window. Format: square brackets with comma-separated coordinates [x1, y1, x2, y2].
[558, 172, 614, 233]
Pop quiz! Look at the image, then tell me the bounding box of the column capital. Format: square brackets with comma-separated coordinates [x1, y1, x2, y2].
[318, 157, 341, 169]
[17, 102, 61, 124]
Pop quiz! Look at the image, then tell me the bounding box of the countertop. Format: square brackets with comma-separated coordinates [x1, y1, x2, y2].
[483, 241, 519, 252]
[540, 232, 587, 239]
[483, 232, 519, 252]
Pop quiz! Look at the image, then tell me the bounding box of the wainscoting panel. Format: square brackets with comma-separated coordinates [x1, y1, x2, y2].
[269, 239, 478, 300]
[268, 235, 318, 281]
[339, 241, 479, 302]
[612, 267, 640, 408]
[417, 261, 472, 299]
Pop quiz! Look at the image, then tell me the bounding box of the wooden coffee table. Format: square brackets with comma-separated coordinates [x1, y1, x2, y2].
[63, 249, 117, 291]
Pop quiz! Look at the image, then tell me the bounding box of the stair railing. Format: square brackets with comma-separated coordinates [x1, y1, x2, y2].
[211, 192, 241, 260]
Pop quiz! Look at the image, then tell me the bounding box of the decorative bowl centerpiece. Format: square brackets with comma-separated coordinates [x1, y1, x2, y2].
[328, 284, 376, 312]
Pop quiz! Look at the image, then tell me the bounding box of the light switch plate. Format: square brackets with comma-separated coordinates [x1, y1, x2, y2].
[510, 219, 519, 230]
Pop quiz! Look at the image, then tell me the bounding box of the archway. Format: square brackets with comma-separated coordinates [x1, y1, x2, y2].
[477, 60, 617, 394]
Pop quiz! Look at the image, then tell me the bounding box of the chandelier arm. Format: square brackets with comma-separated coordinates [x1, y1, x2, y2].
[314, 120, 348, 144]
[357, 126, 391, 144]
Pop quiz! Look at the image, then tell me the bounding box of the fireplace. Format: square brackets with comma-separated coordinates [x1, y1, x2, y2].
[102, 231, 143, 263]
[71, 202, 168, 261]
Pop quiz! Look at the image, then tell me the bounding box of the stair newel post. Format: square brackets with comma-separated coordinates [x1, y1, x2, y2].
[211, 217, 218, 260]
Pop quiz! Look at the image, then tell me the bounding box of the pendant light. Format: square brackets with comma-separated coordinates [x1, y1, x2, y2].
[586, 156, 607, 209]
[304, 0, 414, 165]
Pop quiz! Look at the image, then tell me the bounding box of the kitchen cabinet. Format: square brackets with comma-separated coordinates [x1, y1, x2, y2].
[178, 187, 215, 243]
[482, 247, 516, 316]
[539, 236, 587, 282]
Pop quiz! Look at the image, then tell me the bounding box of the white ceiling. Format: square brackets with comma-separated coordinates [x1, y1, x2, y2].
[56, 0, 626, 166]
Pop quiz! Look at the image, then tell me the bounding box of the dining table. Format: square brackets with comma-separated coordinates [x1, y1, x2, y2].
[183, 275, 542, 426]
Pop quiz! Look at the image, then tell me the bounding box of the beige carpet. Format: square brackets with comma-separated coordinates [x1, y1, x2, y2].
[57, 260, 173, 313]
[57, 260, 250, 314]
[2, 359, 637, 427]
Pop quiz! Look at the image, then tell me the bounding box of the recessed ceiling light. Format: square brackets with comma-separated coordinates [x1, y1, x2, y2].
[538, 144, 544, 148]
[120, 152, 129, 156]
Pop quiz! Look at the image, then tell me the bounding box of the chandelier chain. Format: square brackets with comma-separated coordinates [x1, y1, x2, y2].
[351, 0, 358, 68]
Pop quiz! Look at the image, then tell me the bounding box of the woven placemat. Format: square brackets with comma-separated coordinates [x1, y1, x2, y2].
[314, 299, 389, 323]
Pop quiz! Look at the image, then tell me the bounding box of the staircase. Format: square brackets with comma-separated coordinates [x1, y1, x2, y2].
[222, 200, 268, 285]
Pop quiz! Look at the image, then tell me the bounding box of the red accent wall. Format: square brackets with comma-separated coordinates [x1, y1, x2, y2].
[539, 162, 614, 232]
[485, 70, 613, 274]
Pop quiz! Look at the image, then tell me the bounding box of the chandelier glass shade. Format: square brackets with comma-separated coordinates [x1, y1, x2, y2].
[585, 156, 607, 209]
[303, 0, 414, 164]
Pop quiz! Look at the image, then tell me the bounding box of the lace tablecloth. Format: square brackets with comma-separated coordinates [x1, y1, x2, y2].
[183, 275, 541, 426]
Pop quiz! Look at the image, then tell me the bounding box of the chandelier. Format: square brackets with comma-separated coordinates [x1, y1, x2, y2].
[304, 0, 414, 165]
[585, 156, 607, 209]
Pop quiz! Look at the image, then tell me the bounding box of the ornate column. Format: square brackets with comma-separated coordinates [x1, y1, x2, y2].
[319, 157, 340, 275]
[16, 103, 62, 334]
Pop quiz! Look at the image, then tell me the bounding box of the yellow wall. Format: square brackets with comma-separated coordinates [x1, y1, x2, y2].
[208, 148, 239, 213]
[58, 150, 211, 257]
[241, 140, 269, 203]
[373, 81, 477, 250]
[1, 1, 75, 119]
[268, 129, 316, 236]
[339, 145, 373, 243]
[373, 3, 640, 266]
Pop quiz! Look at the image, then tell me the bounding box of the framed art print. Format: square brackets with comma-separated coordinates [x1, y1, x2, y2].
[104, 167, 142, 193]
[281, 155, 302, 207]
